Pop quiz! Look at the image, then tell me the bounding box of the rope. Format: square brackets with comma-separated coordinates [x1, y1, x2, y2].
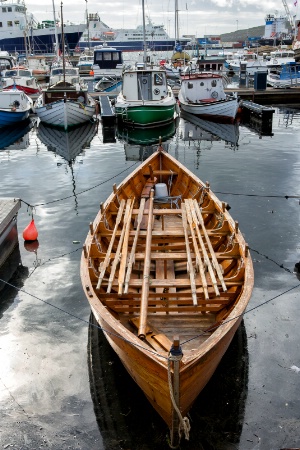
[19, 161, 139, 208]
[167, 355, 191, 443]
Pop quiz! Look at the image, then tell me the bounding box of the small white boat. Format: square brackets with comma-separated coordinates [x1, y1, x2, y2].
[265, 49, 295, 69]
[178, 72, 239, 122]
[225, 51, 266, 76]
[1, 66, 41, 95]
[0, 89, 32, 127]
[77, 52, 94, 76]
[49, 62, 86, 88]
[34, 80, 97, 130]
[27, 55, 50, 81]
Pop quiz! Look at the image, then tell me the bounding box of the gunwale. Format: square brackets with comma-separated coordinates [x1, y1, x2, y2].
[81, 146, 254, 433]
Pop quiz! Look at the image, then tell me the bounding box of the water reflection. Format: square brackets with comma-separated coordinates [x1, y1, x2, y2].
[37, 120, 99, 213]
[37, 120, 99, 163]
[180, 111, 240, 148]
[0, 118, 34, 151]
[88, 313, 249, 449]
[116, 120, 177, 162]
[116, 119, 177, 146]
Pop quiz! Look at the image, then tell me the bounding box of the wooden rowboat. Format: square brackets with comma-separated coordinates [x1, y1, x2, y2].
[81, 144, 254, 447]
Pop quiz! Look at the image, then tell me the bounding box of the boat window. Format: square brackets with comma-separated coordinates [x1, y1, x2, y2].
[2, 7, 6, 12]
[103, 52, 112, 61]
[94, 53, 103, 62]
[188, 82, 193, 89]
[8, 7, 12, 12]
[154, 73, 164, 85]
[5, 70, 17, 76]
[211, 79, 217, 87]
[19, 70, 31, 76]
[7, 21, 13, 27]
[0, 22, 2, 27]
[112, 52, 120, 61]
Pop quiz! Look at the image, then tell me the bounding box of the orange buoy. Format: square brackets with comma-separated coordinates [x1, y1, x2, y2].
[89, 70, 94, 76]
[23, 219, 38, 241]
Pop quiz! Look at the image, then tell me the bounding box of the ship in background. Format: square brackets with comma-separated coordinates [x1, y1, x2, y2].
[0, 0, 85, 55]
[258, 14, 293, 46]
[78, 13, 191, 52]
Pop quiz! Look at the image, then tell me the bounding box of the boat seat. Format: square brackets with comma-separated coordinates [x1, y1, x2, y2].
[144, 170, 178, 177]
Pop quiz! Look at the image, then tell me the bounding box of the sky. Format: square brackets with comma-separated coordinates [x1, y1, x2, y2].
[25, 0, 299, 37]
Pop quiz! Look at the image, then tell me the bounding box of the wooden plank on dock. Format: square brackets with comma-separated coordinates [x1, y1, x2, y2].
[0, 198, 21, 235]
[99, 95, 115, 125]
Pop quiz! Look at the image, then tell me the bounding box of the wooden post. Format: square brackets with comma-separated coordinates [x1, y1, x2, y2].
[169, 337, 183, 449]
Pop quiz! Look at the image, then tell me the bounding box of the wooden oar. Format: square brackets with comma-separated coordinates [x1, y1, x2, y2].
[96, 199, 126, 290]
[124, 198, 146, 294]
[193, 199, 227, 292]
[107, 199, 134, 293]
[187, 199, 220, 297]
[181, 203, 198, 306]
[118, 197, 136, 294]
[138, 190, 154, 339]
[185, 200, 209, 300]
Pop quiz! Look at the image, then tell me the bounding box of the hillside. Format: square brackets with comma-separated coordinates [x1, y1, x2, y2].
[220, 26, 265, 42]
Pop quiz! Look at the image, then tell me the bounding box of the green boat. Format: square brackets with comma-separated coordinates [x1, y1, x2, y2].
[114, 67, 178, 127]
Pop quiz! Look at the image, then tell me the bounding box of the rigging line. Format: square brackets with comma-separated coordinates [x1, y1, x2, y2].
[19, 162, 139, 208]
[249, 247, 293, 273]
[1, 277, 300, 357]
[0, 376, 29, 417]
[214, 191, 300, 200]
[0, 278, 169, 362]
[180, 283, 300, 346]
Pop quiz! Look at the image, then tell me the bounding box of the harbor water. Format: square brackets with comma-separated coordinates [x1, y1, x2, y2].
[0, 106, 300, 449]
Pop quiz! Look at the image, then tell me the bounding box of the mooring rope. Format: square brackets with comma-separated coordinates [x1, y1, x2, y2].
[167, 355, 191, 443]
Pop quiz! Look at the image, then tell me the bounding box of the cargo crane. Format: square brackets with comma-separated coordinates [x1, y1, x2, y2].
[282, 0, 295, 34]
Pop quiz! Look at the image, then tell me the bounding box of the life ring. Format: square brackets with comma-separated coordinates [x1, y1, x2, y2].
[153, 88, 160, 95]
[211, 91, 218, 99]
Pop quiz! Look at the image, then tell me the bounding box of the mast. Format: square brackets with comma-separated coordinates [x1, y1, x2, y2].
[142, 0, 147, 64]
[52, 0, 60, 59]
[61, 2, 65, 83]
[85, 0, 90, 52]
[175, 0, 179, 46]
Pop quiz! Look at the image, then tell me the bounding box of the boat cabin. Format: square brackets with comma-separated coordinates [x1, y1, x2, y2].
[92, 45, 123, 79]
[122, 69, 168, 101]
[180, 73, 226, 103]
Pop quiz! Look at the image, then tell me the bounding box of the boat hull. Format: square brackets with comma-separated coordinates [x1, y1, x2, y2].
[35, 98, 95, 130]
[115, 104, 176, 127]
[0, 26, 85, 54]
[0, 110, 30, 127]
[81, 149, 254, 440]
[178, 94, 239, 122]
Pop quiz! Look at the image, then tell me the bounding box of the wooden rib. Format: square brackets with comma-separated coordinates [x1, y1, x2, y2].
[96, 199, 126, 290]
[123, 198, 146, 294]
[193, 199, 227, 292]
[107, 199, 134, 293]
[138, 190, 155, 339]
[187, 199, 220, 297]
[184, 200, 209, 300]
[181, 203, 198, 305]
[118, 197, 135, 294]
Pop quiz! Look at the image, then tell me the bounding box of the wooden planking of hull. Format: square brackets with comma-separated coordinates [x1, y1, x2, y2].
[80, 144, 254, 447]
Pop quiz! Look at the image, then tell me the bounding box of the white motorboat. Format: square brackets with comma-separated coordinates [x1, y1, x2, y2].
[178, 72, 239, 122]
